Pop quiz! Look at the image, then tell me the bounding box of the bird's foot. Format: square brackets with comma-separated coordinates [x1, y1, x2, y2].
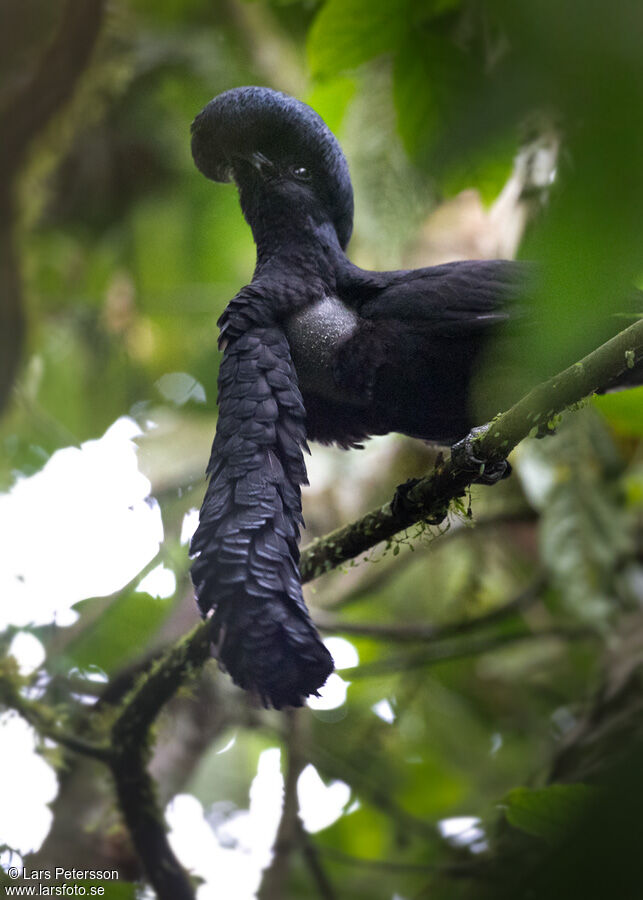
[450, 426, 512, 486]
[391, 478, 421, 517]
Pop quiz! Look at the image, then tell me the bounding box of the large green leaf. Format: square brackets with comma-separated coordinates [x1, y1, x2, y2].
[503, 784, 597, 843]
[306, 75, 357, 135]
[64, 581, 176, 675]
[518, 410, 630, 628]
[308, 0, 413, 78]
[393, 31, 473, 159]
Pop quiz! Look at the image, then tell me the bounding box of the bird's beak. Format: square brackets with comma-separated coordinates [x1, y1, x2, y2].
[248, 151, 275, 177]
[232, 151, 275, 180]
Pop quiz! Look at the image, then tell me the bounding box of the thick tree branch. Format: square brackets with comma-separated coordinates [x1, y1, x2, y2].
[0, 190, 26, 415]
[0, 0, 105, 178]
[110, 625, 213, 747]
[0, 0, 105, 414]
[300, 318, 643, 579]
[103, 626, 214, 900]
[109, 747, 195, 900]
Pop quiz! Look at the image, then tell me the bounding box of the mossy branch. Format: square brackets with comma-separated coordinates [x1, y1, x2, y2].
[109, 743, 196, 900]
[105, 625, 213, 900]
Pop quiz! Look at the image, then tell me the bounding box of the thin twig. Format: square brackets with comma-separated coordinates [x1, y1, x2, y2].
[346, 627, 597, 679]
[299, 744, 439, 842]
[296, 823, 338, 900]
[316, 575, 546, 642]
[258, 710, 308, 900]
[317, 507, 535, 612]
[315, 844, 477, 877]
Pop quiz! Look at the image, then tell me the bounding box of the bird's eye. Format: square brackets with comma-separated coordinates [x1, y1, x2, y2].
[290, 165, 311, 181]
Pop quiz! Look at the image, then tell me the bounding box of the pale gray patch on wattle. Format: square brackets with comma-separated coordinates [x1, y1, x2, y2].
[285, 296, 367, 406]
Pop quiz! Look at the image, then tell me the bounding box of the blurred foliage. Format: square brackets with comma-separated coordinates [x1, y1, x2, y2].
[502, 783, 597, 844]
[1, 0, 643, 899]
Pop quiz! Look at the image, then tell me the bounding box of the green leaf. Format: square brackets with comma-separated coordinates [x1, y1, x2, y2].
[503, 784, 597, 843]
[308, 0, 412, 78]
[65, 583, 176, 675]
[393, 32, 473, 159]
[306, 76, 357, 135]
[441, 134, 516, 205]
[518, 410, 629, 627]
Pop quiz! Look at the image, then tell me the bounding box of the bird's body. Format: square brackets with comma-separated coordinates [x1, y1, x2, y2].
[285, 257, 524, 447]
[188, 85, 637, 708]
[286, 294, 362, 407]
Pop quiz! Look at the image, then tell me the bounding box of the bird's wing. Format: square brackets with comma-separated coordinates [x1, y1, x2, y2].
[357, 259, 528, 336]
[190, 289, 333, 708]
[328, 260, 531, 444]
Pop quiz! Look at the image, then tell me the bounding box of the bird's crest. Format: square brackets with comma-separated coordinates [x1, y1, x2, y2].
[191, 86, 354, 249]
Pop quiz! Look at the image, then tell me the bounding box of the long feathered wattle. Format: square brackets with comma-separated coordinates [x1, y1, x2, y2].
[190, 290, 334, 708]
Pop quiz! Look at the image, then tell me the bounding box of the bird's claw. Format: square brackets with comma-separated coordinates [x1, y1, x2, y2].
[450, 426, 511, 486]
[391, 478, 421, 517]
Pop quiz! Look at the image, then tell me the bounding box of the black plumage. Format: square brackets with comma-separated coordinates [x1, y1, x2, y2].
[189, 86, 637, 708]
[189, 320, 331, 708]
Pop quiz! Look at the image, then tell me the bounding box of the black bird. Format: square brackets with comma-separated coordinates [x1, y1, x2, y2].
[189, 86, 634, 708]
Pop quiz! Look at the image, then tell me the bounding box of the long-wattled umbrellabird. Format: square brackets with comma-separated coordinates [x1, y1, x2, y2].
[189, 85, 640, 709]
